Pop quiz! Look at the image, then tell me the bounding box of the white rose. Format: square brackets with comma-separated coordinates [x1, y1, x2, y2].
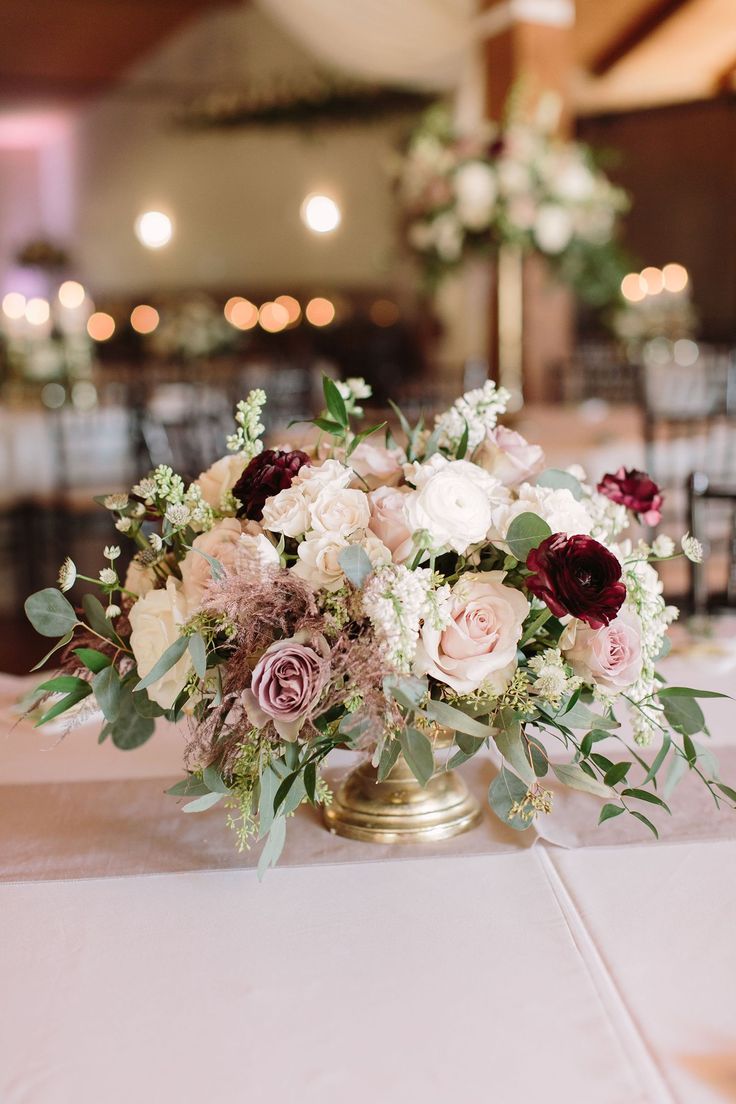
[453, 161, 497, 231]
[292, 532, 348, 592]
[124, 558, 155, 598]
[129, 578, 192, 710]
[490, 482, 593, 549]
[194, 454, 245, 510]
[406, 456, 508, 555]
[533, 204, 574, 254]
[414, 572, 529, 694]
[293, 459, 353, 502]
[309, 487, 371, 537]
[261, 485, 311, 538]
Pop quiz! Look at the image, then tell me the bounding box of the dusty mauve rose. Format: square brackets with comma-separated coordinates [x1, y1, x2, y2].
[414, 571, 529, 694]
[597, 467, 663, 526]
[233, 449, 310, 521]
[348, 441, 404, 490]
[368, 485, 414, 563]
[560, 608, 642, 691]
[526, 533, 626, 629]
[474, 426, 545, 487]
[243, 633, 330, 740]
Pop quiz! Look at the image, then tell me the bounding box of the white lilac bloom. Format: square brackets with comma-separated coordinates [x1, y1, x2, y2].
[435, 379, 511, 453]
[225, 389, 266, 458]
[57, 557, 77, 593]
[681, 533, 704, 563]
[362, 563, 451, 674]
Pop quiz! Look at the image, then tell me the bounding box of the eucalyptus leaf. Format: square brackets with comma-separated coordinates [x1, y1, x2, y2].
[424, 699, 492, 740]
[504, 513, 552, 562]
[338, 545, 373, 589]
[31, 630, 75, 672]
[182, 791, 224, 813]
[81, 593, 120, 643]
[455, 731, 485, 757]
[257, 815, 286, 879]
[658, 686, 730, 700]
[552, 762, 613, 799]
[189, 633, 207, 680]
[92, 664, 122, 723]
[715, 782, 736, 805]
[377, 738, 402, 781]
[630, 810, 659, 839]
[643, 733, 671, 785]
[258, 763, 280, 838]
[25, 588, 77, 638]
[185, 545, 225, 582]
[603, 761, 631, 787]
[108, 693, 155, 750]
[132, 690, 165, 719]
[551, 700, 619, 732]
[663, 753, 688, 798]
[203, 765, 232, 794]
[494, 712, 535, 786]
[166, 776, 210, 797]
[384, 674, 427, 711]
[399, 727, 434, 787]
[661, 694, 705, 737]
[134, 635, 189, 693]
[621, 788, 671, 813]
[536, 468, 583, 500]
[37, 674, 88, 694]
[304, 762, 317, 804]
[488, 767, 530, 831]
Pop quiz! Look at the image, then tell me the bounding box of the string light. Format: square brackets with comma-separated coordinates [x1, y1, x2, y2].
[229, 299, 258, 330]
[620, 273, 646, 303]
[662, 263, 688, 293]
[58, 280, 86, 309]
[259, 301, 289, 333]
[305, 297, 335, 326]
[275, 294, 301, 324]
[640, 267, 664, 295]
[130, 304, 159, 334]
[87, 312, 115, 340]
[301, 194, 341, 234]
[2, 292, 26, 319]
[25, 298, 50, 325]
[370, 299, 400, 327]
[135, 210, 173, 249]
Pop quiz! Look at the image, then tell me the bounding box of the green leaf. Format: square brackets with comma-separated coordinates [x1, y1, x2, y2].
[488, 767, 531, 831]
[189, 633, 207, 680]
[494, 710, 535, 785]
[536, 468, 583, 500]
[257, 815, 286, 879]
[621, 788, 671, 813]
[387, 399, 413, 448]
[630, 810, 659, 839]
[202, 765, 231, 794]
[323, 376, 348, 427]
[455, 731, 485, 757]
[25, 588, 78, 638]
[304, 762, 317, 804]
[166, 775, 210, 797]
[683, 733, 697, 767]
[31, 630, 75, 672]
[82, 593, 119, 642]
[399, 727, 434, 787]
[599, 803, 625, 824]
[36, 683, 92, 726]
[92, 665, 122, 722]
[182, 791, 224, 813]
[258, 764, 280, 837]
[456, 417, 469, 460]
[383, 675, 427, 711]
[603, 761, 631, 787]
[715, 782, 736, 804]
[519, 608, 552, 647]
[338, 545, 373, 588]
[37, 674, 88, 694]
[284, 742, 300, 771]
[550, 700, 619, 732]
[424, 699, 492, 740]
[643, 733, 671, 785]
[346, 422, 386, 457]
[312, 416, 346, 434]
[552, 762, 613, 799]
[73, 647, 111, 674]
[273, 770, 300, 815]
[661, 695, 705, 737]
[134, 635, 189, 692]
[185, 545, 225, 582]
[108, 691, 155, 749]
[377, 738, 402, 781]
[657, 686, 730, 700]
[132, 690, 165, 718]
[663, 753, 688, 798]
[504, 513, 552, 561]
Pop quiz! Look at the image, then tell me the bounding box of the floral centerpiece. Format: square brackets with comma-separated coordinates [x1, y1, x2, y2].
[397, 103, 629, 306]
[24, 376, 732, 874]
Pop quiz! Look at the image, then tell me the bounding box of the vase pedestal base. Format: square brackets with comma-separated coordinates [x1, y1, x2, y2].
[323, 755, 482, 844]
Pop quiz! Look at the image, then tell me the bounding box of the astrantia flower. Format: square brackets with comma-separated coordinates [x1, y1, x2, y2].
[105, 604, 121, 620]
[165, 504, 191, 528]
[115, 517, 132, 533]
[99, 567, 118, 586]
[681, 533, 704, 563]
[103, 545, 121, 561]
[103, 494, 129, 511]
[597, 468, 663, 526]
[233, 449, 310, 521]
[652, 534, 675, 558]
[149, 533, 163, 552]
[526, 533, 626, 629]
[57, 557, 77, 593]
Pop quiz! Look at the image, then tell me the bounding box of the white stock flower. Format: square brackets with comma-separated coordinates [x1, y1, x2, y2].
[435, 379, 511, 452]
[261, 486, 311, 538]
[129, 579, 192, 710]
[309, 487, 371, 537]
[406, 456, 507, 555]
[292, 532, 348, 592]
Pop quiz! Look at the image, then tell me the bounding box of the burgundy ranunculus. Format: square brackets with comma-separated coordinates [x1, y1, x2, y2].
[526, 533, 626, 629]
[597, 467, 663, 526]
[232, 449, 310, 521]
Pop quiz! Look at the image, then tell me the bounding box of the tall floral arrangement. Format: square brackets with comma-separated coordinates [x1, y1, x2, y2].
[25, 376, 731, 874]
[397, 103, 629, 306]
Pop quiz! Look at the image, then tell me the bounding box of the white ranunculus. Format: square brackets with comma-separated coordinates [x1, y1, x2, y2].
[309, 487, 371, 537]
[453, 161, 497, 231]
[293, 459, 353, 503]
[261, 485, 311, 538]
[406, 456, 508, 555]
[414, 571, 529, 694]
[194, 454, 246, 510]
[490, 482, 593, 549]
[292, 532, 348, 592]
[533, 204, 574, 254]
[129, 578, 192, 710]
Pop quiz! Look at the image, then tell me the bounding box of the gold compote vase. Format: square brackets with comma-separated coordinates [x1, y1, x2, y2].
[323, 729, 482, 843]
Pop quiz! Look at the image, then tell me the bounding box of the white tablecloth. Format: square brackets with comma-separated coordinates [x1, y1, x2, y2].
[2, 644, 736, 1104]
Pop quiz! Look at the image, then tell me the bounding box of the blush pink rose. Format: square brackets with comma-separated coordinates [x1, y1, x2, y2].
[561, 608, 642, 691]
[243, 632, 330, 740]
[368, 485, 414, 563]
[348, 441, 404, 490]
[473, 426, 545, 487]
[414, 571, 529, 694]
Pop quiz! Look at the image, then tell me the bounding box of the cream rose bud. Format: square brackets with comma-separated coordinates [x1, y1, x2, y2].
[561, 609, 643, 692]
[261, 485, 311, 538]
[490, 482, 593, 548]
[293, 458, 352, 502]
[179, 518, 244, 612]
[348, 441, 404, 490]
[194, 454, 246, 510]
[414, 571, 529, 694]
[129, 578, 192, 710]
[368, 485, 414, 563]
[309, 486, 371, 537]
[406, 456, 508, 555]
[292, 532, 348, 591]
[474, 426, 545, 487]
